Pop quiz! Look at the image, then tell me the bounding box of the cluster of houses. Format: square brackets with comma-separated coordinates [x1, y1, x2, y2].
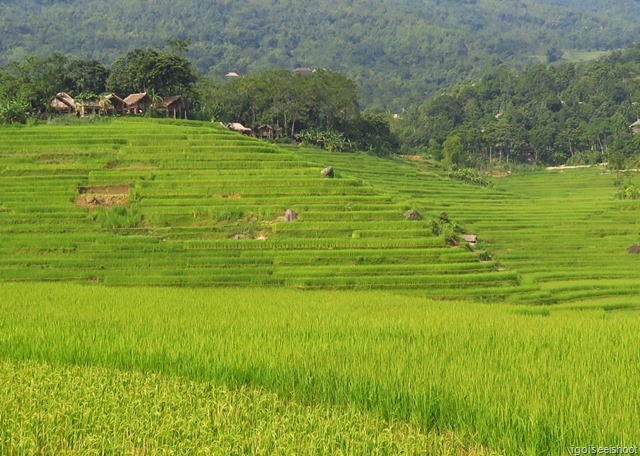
[50, 92, 192, 119]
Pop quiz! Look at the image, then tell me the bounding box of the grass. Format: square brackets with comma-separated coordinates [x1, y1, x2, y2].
[1, 361, 445, 455]
[0, 282, 638, 455]
[2, 118, 640, 454]
[0, 118, 510, 298]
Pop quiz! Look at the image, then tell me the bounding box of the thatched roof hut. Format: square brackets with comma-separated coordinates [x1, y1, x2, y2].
[50, 92, 75, 113]
[76, 100, 101, 117]
[227, 122, 252, 134]
[161, 95, 192, 119]
[100, 93, 126, 115]
[124, 92, 151, 115]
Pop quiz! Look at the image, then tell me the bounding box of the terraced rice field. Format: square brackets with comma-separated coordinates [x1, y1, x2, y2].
[0, 118, 514, 299]
[296, 149, 640, 305]
[2, 118, 640, 455]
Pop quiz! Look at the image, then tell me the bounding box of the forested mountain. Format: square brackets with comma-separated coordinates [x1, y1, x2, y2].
[1, 0, 639, 110]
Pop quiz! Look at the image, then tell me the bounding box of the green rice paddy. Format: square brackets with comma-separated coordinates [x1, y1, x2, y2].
[1, 118, 639, 455]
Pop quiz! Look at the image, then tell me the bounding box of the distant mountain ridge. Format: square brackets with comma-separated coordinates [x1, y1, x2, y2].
[1, 0, 639, 109]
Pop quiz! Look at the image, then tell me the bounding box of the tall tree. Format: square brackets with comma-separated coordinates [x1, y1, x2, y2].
[107, 48, 198, 97]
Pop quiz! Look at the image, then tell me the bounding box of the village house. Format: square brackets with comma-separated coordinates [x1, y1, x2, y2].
[76, 100, 101, 117]
[100, 93, 126, 116]
[255, 124, 276, 139]
[50, 92, 75, 114]
[123, 92, 152, 115]
[161, 95, 192, 119]
[226, 122, 252, 135]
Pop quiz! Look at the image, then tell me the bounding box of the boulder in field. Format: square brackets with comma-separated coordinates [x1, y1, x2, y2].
[321, 166, 334, 178]
[284, 209, 298, 222]
[627, 244, 640, 254]
[403, 210, 422, 220]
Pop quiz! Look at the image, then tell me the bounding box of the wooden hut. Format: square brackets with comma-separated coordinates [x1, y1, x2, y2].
[161, 95, 192, 119]
[630, 119, 640, 135]
[227, 122, 252, 135]
[256, 124, 275, 139]
[100, 93, 126, 116]
[50, 92, 75, 114]
[123, 92, 152, 115]
[76, 100, 101, 117]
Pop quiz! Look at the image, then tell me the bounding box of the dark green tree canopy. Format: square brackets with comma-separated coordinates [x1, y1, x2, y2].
[107, 48, 198, 97]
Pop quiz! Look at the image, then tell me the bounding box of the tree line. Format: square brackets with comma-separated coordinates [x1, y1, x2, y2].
[396, 44, 640, 169]
[5, 41, 640, 167]
[2, 0, 639, 111]
[0, 44, 399, 155]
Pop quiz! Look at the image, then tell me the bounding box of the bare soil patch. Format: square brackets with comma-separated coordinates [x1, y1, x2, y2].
[75, 186, 130, 210]
[399, 155, 423, 162]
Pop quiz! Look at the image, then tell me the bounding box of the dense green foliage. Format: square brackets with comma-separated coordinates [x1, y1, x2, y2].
[399, 44, 640, 167]
[1, 283, 638, 454]
[201, 69, 399, 154]
[1, 0, 639, 109]
[0, 53, 109, 114]
[107, 47, 198, 98]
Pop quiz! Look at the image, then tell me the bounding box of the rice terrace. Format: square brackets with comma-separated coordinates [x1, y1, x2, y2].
[1, 118, 639, 455]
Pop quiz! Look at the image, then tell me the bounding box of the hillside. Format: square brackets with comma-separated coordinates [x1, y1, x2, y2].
[0, 118, 515, 299]
[1, 0, 639, 109]
[2, 118, 640, 454]
[2, 118, 639, 305]
[298, 148, 640, 306]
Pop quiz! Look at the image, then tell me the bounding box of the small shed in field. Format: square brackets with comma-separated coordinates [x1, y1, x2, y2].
[256, 124, 275, 139]
[227, 122, 252, 134]
[462, 234, 478, 246]
[100, 93, 126, 115]
[124, 92, 152, 115]
[162, 95, 192, 119]
[50, 92, 75, 114]
[76, 100, 101, 117]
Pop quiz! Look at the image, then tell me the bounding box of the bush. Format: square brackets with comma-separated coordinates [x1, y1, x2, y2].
[448, 167, 492, 187]
[615, 184, 640, 200]
[91, 205, 142, 229]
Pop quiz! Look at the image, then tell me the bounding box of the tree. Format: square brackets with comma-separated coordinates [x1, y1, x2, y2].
[107, 48, 198, 97]
[0, 96, 29, 124]
[5, 53, 70, 114]
[442, 135, 465, 167]
[65, 59, 109, 95]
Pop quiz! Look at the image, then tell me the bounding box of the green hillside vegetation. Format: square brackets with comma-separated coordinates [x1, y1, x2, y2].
[1, 118, 639, 304]
[7, 42, 640, 167]
[1, 0, 639, 109]
[0, 118, 515, 298]
[399, 43, 640, 168]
